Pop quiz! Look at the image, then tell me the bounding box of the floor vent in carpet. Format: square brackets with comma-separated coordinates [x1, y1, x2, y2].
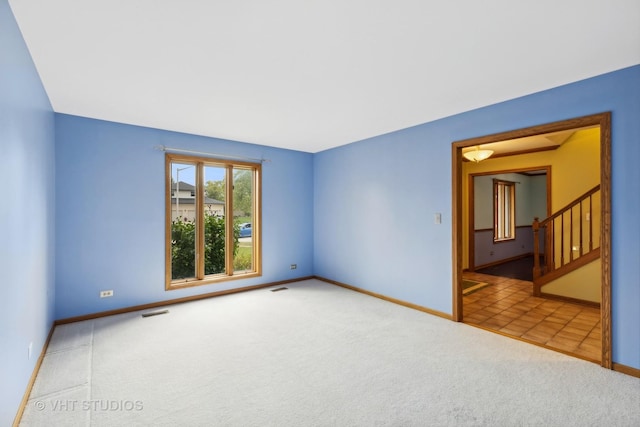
[271, 287, 288, 292]
[141, 309, 169, 318]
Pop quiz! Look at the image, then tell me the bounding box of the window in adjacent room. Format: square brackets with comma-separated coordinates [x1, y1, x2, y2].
[165, 154, 261, 289]
[494, 179, 515, 242]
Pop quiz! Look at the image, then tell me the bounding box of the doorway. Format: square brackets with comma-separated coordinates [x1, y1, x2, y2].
[451, 112, 611, 368]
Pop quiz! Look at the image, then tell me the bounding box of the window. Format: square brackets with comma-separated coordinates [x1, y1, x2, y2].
[165, 154, 261, 289]
[494, 179, 515, 242]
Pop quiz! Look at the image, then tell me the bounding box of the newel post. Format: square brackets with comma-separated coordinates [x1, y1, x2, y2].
[532, 217, 541, 280]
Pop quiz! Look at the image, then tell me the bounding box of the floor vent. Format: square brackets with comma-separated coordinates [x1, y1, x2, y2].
[141, 309, 169, 318]
[271, 287, 288, 292]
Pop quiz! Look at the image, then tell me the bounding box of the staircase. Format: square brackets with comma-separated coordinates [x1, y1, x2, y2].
[532, 184, 601, 296]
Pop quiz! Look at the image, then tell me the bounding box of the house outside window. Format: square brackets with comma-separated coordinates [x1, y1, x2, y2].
[171, 181, 224, 222]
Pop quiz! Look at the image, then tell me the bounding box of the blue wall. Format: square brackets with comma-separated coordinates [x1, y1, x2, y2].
[2, 1, 639, 421]
[314, 65, 640, 369]
[0, 1, 56, 424]
[55, 115, 314, 319]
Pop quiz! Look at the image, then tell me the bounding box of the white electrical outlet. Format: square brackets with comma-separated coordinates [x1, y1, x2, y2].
[290, 264, 297, 270]
[100, 290, 114, 298]
[28, 342, 33, 360]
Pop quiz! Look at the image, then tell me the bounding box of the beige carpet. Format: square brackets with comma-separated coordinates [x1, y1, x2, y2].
[20, 279, 640, 426]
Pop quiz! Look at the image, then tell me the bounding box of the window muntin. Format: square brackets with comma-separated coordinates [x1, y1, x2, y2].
[166, 154, 261, 289]
[494, 179, 515, 242]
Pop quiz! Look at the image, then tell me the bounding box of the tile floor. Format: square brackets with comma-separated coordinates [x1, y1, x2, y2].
[462, 272, 601, 362]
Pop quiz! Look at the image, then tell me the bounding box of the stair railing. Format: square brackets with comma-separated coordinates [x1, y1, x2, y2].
[532, 184, 600, 287]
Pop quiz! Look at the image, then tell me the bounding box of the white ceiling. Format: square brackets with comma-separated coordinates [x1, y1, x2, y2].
[8, 1, 640, 153]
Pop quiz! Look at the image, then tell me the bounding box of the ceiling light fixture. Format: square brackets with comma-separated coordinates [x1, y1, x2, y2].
[463, 146, 494, 163]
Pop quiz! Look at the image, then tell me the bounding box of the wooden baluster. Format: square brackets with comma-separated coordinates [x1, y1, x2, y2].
[589, 194, 593, 252]
[560, 213, 565, 267]
[549, 221, 555, 272]
[579, 201, 584, 257]
[570, 207, 574, 262]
